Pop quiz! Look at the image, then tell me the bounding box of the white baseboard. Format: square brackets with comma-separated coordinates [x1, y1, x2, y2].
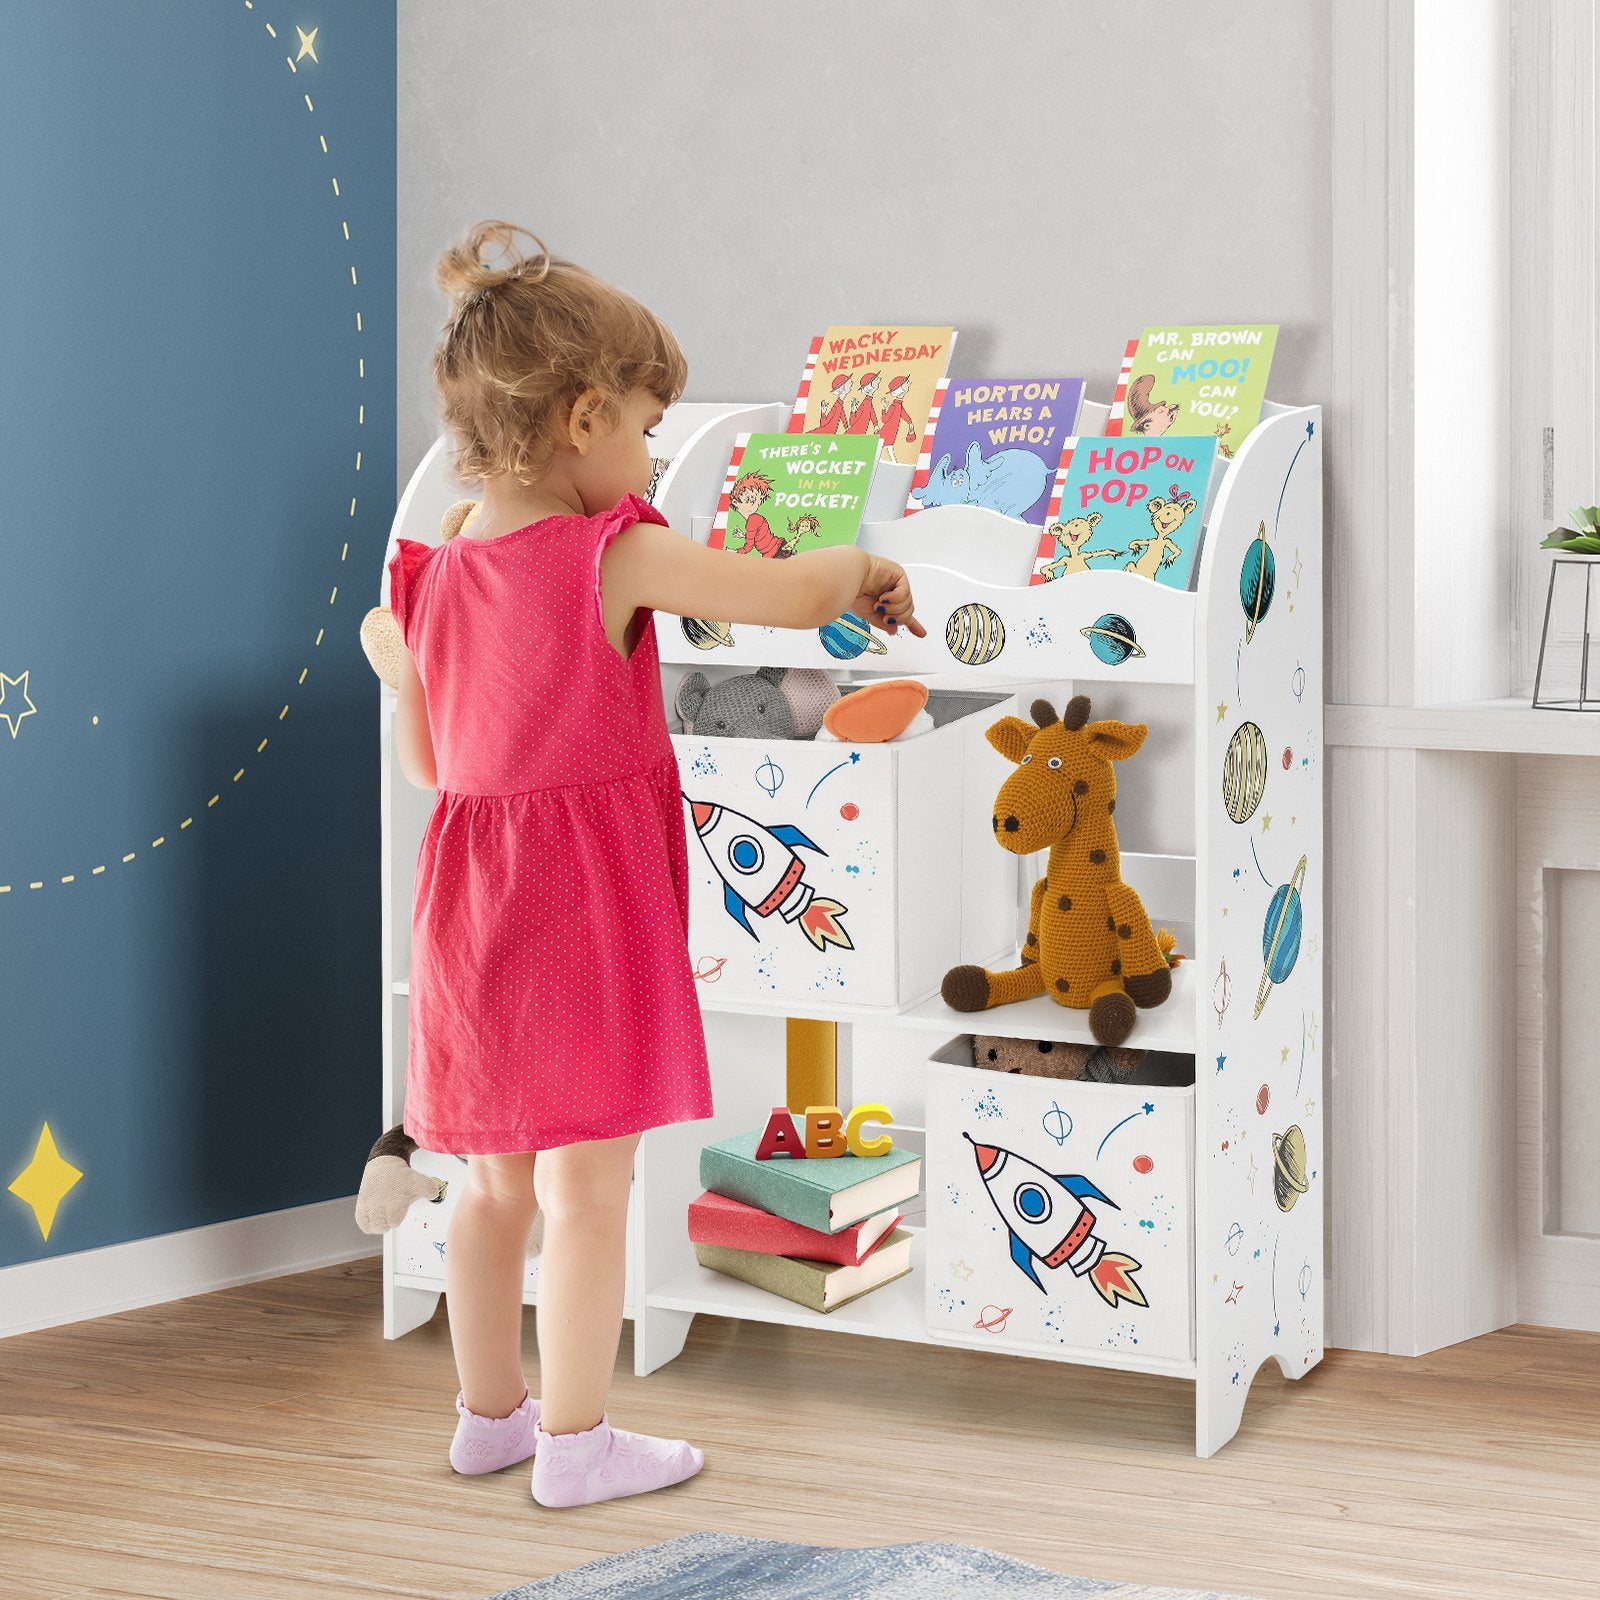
[0, 1197, 381, 1341]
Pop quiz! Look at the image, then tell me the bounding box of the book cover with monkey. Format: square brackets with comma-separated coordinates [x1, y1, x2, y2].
[709, 432, 879, 558]
[1103, 325, 1278, 458]
[1030, 434, 1219, 590]
[788, 326, 958, 467]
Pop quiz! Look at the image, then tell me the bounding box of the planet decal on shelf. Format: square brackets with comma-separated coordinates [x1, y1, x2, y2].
[1240, 521, 1276, 642]
[1255, 852, 1308, 1018]
[1271, 1123, 1310, 1212]
[1222, 720, 1268, 823]
[1256, 1083, 1270, 1115]
[1079, 612, 1146, 666]
[945, 602, 1006, 665]
[819, 613, 888, 661]
[681, 616, 734, 651]
[1132, 1153, 1154, 1175]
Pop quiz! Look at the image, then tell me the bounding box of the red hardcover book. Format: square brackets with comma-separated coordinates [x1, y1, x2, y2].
[687, 1190, 902, 1267]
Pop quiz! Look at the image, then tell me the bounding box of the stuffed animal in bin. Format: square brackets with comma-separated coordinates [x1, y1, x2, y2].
[360, 498, 481, 689]
[942, 694, 1173, 1047]
[970, 1034, 1146, 1082]
[674, 664, 839, 738]
[354, 1124, 544, 1259]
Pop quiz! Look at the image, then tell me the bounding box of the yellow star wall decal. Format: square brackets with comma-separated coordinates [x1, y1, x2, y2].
[295, 25, 318, 63]
[8, 1124, 84, 1241]
[0, 670, 37, 739]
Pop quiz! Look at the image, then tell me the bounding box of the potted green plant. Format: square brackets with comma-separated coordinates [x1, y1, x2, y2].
[1541, 505, 1600, 556]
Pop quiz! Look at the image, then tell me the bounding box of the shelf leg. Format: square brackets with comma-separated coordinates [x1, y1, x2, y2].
[633, 1305, 695, 1376]
[384, 1279, 442, 1340]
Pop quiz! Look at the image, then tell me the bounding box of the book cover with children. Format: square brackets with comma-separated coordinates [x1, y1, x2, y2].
[788, 325, 958, 467]
[709, 432, 880, 557]
[1104, 325, 1279, 458]
[905, 377, 1086, 522]
[1030, 434, 1220, 590]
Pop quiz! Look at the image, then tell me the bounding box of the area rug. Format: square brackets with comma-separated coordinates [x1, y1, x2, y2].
[490, 1531, 1260, 1599]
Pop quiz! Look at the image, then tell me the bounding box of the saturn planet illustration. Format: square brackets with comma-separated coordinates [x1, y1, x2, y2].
[819, 613, 889, 660]
[681, 616, 734, 650]
[1271, 1123, 1310, 1212]
[1080, 612, 1146, 666]
[946, 602, 1007, 665]
[1240, 521, 1276, 642]
[1222, 720, 1268, 823]
[1255, 852, 1308, 1017]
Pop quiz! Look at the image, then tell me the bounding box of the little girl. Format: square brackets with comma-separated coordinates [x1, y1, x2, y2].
[388, 221, 925, 1509]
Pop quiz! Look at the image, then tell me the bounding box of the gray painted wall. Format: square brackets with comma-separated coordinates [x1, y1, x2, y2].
[398, 0, 1332, 497]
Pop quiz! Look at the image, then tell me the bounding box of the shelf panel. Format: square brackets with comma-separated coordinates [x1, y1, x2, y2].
[644, 1229, 1196, 1379]
[698, 958, 1198, 1053]
[647, 1227, 928, 1342]
[1327, 698, 1600, 758]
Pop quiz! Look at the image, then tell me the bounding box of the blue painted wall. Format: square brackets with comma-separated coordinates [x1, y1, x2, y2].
[0, 2, 395, 1266]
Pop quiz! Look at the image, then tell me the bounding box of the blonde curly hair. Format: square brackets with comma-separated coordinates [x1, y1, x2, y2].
[431, 220, 688, 487]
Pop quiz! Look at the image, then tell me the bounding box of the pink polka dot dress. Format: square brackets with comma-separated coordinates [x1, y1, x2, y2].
[386, 493, 713, 1155]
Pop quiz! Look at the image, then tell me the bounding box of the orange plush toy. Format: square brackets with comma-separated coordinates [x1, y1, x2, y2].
[817, 678, 931, 743]
[942, 694, 1172, 1046]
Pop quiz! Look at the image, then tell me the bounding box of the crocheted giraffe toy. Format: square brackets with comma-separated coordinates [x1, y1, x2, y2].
[942, 694, 1172, 1047]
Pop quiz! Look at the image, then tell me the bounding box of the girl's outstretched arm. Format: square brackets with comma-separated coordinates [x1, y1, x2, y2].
[602, 519, 927, 644]
[395, 645, 438, 790]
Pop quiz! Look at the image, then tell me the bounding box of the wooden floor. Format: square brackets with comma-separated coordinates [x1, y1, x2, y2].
[3, 1258, 1598, 1600]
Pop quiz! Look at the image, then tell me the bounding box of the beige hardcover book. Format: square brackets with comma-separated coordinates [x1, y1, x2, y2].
[693, 1229, 913, 1313]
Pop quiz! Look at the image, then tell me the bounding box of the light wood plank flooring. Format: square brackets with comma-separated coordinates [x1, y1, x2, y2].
[2, 1257, 1597, 1599]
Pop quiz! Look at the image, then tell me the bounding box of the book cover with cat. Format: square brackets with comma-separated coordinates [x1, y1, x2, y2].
[788, 326, 958, 467]
[1104, 325, 1278, 457]
[905, 378, 1086, 523]
[1030, 435, 1219, 590]
[709, 432, 879, 558]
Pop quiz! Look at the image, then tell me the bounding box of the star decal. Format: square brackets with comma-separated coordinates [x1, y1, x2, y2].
[0, 670, 37, 738]
[8, 1123, 84, 1241]
[950, 1258, 975, 1282]
[1245, 1153, 1258, 1193]
[1216, 702, 1228, 723]
[1280, 1045, 1290, 1065]
[294, 24, 319, 62]
[1226, 1281, 1244, 1305]
[1293, 546, 1304, 586]
[1261, 813, 1272, 832]
[1216, 1054, 1227, 1073]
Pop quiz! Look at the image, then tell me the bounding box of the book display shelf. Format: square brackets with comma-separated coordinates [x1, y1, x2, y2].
[378, 393, 1324, 1457]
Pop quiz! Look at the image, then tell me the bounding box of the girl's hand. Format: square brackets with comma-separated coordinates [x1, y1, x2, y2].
[851, 554, 927, 639]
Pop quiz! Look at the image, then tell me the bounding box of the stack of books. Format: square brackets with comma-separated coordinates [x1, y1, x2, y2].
[688, 1125, 922, 1314]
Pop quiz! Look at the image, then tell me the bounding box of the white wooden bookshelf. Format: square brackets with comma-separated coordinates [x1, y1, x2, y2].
[379, 397, 1324, 1455]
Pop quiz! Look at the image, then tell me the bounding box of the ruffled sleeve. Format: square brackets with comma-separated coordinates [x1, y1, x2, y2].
[592, 492, 671, 635]
[386, 538, 434, 645]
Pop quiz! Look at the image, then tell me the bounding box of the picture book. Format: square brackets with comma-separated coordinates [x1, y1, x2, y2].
[788, 325, 958, 467]
[687, 1190, 902, 1267]
[699, 1127, 922, 1234]
[694, 1228, 913, 1313]
[906, 378, 1086, 523]
[1104, 325, 1279, 457]
[708, 432, 879, 558]
[1029, 434, 1220, 590]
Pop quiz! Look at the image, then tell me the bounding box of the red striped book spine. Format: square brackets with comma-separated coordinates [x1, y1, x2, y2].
[1029, 444, 1076, 585]
[1102, 337, 1139, 436]
[903, 374, 951, 515]
[687, 1189, 900, 1266]
[787, 335, 824, 434]
[708, 436, 749, 551]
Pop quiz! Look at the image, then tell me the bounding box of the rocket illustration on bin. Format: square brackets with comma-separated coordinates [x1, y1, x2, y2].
[683, 794, 853, 952]
[963, 1131, 1148, 1309]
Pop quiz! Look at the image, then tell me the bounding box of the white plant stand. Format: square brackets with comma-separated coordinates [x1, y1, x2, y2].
[379, 398, 1324, 1456]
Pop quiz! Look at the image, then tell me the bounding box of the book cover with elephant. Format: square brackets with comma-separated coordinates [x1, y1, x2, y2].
[1029, 435, 1220, 589]
[1104, 324, 1279, 457]
[906, 378, 1086, 523]
[788, 326, 958, 466]
[709, 432, 879, 558]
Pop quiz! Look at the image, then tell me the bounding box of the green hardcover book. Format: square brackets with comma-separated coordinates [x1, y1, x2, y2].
[698, 1129, 921, 1234]
[694, 1229, 914, 1313]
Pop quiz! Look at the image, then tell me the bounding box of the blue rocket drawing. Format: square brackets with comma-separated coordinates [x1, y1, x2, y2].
[963, 1131, 1148, 1308]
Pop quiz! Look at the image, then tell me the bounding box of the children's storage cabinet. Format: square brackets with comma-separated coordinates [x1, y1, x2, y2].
[379, 397, 1324, 1457]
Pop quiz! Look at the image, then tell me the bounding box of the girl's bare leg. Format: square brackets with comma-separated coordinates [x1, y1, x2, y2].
[445, 1150, 539, 1419]
[532, 1132, 639, 1433]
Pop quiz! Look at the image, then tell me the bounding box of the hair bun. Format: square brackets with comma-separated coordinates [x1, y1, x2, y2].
[435, 220, 552, 306]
